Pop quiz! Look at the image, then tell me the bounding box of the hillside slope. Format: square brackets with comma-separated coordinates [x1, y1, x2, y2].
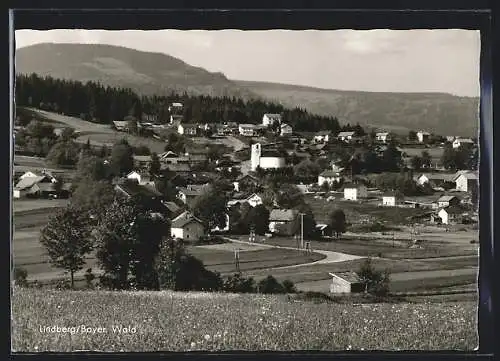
[235, 80, 479, 137]
[16, 43, 479, 136]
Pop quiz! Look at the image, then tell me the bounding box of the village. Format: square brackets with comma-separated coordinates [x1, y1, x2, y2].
[13, 100, 479, 296]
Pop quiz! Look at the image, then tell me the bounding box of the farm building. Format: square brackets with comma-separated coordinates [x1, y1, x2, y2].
[437, 206, 464, 225]
[381, 191, 401, 207]
[376, 132, 391, 143]
[314, 131, 331, 143]
[13, 171, 59, 199]
[262, 113, 282, 126]
[280, 123, 293, 136]
[177, 184, 211, 207]
[343, 183, 368, 201]
[113, 120, 129, 131]
[452, 138, 474, 149]
[415, 173, 455, 187]
[328, 272, 364, 294]
[454, 172, 478, 193]
[227, 193, 263, 208]
[318, 169, 343, 186]
[251, 143, 286, 171]
[337, 131, 355, 142]
[436, 195, 461, 208]
[269, 209, 299, 236]
[178, 123, 198, 136]
[126, 170, 153, 186]
[170, 211, 205, 241]
[417, 131, 431, 143]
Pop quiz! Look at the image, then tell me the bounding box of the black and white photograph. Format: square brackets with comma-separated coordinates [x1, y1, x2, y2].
[11, 20, 482, 352]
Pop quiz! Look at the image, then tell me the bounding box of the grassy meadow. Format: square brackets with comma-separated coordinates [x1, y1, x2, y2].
[11, 287, 478, 352]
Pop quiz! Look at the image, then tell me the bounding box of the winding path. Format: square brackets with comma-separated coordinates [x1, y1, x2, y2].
[224, 237, 364, 270]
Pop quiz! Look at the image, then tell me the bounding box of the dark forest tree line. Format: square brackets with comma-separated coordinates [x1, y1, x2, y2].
[16, 73, 344, 133]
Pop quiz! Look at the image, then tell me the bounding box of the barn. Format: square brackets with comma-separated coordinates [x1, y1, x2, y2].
[328, 272, 364, 294]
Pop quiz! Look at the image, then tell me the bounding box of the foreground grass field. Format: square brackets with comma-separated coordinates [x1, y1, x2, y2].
[11, 287, 477, 352]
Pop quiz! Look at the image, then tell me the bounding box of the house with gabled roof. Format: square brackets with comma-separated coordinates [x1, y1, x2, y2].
[262, 113, 282, 126]
[337, 131, 356, 142]
[318, 169, 343, 186]
[417, 131, 431, 143]
[329, 272, 364, 294]
[452, 138, 474, 149]
[343, 183, 368, 201]
[453, 171, 478, 193]
[127, 170, 154, 186]
[178, 123, 198, 136]
[269, 209, 300, 236]
[375, 132, 391, 143]
[280, 123, 293, 136]
[227, 193, 263, 208]
[314, 131, 332, 143]
[170, 211, 205, 241]
[437, 206, 464, 225]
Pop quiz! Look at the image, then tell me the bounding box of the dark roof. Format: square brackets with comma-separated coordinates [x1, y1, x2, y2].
[236, 174, 259, 182]
[319, 170, 341, 177]
[382, 191, 398, 197]
[437, 195, 459, 202]
[330, 271, 361, 284]
[163, 201, 181, 213]
[316, 131, 331, 136]
[441, 206, 464, 215]
[343, 183, 366, 189]
[162, 163, 191, 172]
[171, 211, 204, 228]
[115, 182, 162, 198]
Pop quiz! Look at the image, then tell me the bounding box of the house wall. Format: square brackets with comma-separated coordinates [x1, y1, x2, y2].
[247, 195, 263, 207]
[329, 278, 351, 294]
[382, 197, 396, 206]
[344, 188, 358, 200]
[171, 222, 205, 241]
[438, 210, 449, 224]
[259, 157, 286, 169]
[318, 175, 341, 186]
[455, 176, 469, 192]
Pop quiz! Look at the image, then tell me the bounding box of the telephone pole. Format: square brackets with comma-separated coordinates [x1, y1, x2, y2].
[299, 212, 305, 249]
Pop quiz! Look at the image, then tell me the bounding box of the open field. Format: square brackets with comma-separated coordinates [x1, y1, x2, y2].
[13, 199, 69, 214]
[24, 108, 169, 154]
[11, 287, 477, 352]
[400, 147, 444, 160]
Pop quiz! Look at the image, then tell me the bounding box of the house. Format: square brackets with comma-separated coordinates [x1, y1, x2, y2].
[262, 113, 282, 126]
[446, 136, 456, 143]
[417, 131, 431, 143]
[452, 137, 474, 149]
[436, 195, 461, 208]
[376, 132, 391, 143]
[13, 172, 58, 199]
[337, 131, 355, 142]
[437, 206, 464, 225]
[126, 170, 154, 186]
[169, 114, 184, 125]
[280, 123, 293, 136]
[329, 272, 364, 294]
[227, 193, 263, 208]
[251, 143, 286, 171]
[316, 224, 332, 237]
[114, 181, 168, 214]
[162, 201, 183, 218]
[113, 120, 129, 131]
[454, 172, 478, 193]
[168, 102, 183, 112]
[415, 173, 456, 187]
[313, 131, 331, 143]
[161, 163, 191, 173]
[382, 191, 400, 207]
[233, 174, 260, 192]
[343, 183, 368, 201]
[133, 155, 152, 169]
[269, 209, 299, 236]
[170, 211, 205, 241]
[239, 124, 257, 137]
[177, 185, 209, 207]
[318, 169, 343, 186]
[178, 123, 198, 136]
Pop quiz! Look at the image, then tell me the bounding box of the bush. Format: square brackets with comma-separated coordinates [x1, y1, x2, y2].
[357, 258, 391, 296]
[84, 268, 95, 288]
[223, 273, 256, 293]
[14, 267, 28, 287]
[282, 279, 297, 293]
[257, 275, 285, 294]
[293, 291, 337, 304]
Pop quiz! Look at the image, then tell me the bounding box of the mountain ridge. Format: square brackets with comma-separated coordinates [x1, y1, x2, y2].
[15, 43, 479, 136]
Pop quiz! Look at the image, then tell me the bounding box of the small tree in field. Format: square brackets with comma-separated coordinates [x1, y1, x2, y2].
[39, 205, 93, 288]
[357, 258, 390, 296]
[328, 208, 347, 239]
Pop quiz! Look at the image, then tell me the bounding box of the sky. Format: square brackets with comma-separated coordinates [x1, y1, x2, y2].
[15, 29, 480, 97]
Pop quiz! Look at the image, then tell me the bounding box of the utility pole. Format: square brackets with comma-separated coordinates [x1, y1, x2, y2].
[234, 248, 240, 273]
[299, 213, 305, 249]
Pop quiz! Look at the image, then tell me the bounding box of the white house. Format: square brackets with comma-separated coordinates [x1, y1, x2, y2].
[452, 138, 474, 149]
[318, 169, 342, 186]
[313, 131, 331, 143]
[337, 131, 355, 142]
[280, 123, 293, 136]
[446, 135, 456, 143]
[239, 124, 257, 137]
[178, 123, 198, 136]
[169, 114, 183, 124]
[251, 143, 286, 171]
[437, 206, 463, 225]
[329, 272, 364, 294]
[233, 174, 260, 192]
[376, 132, 391, 143]
[262, 113, 282, 126]
[382, 192, 399, 207]
[170, 211, 205, 241]
[417, 131, 431, 143]
[126, 170, 153, 186]
[343, 183, 368, 201]
[415, 173, 455, 187]
[454, 172, 478, 193]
